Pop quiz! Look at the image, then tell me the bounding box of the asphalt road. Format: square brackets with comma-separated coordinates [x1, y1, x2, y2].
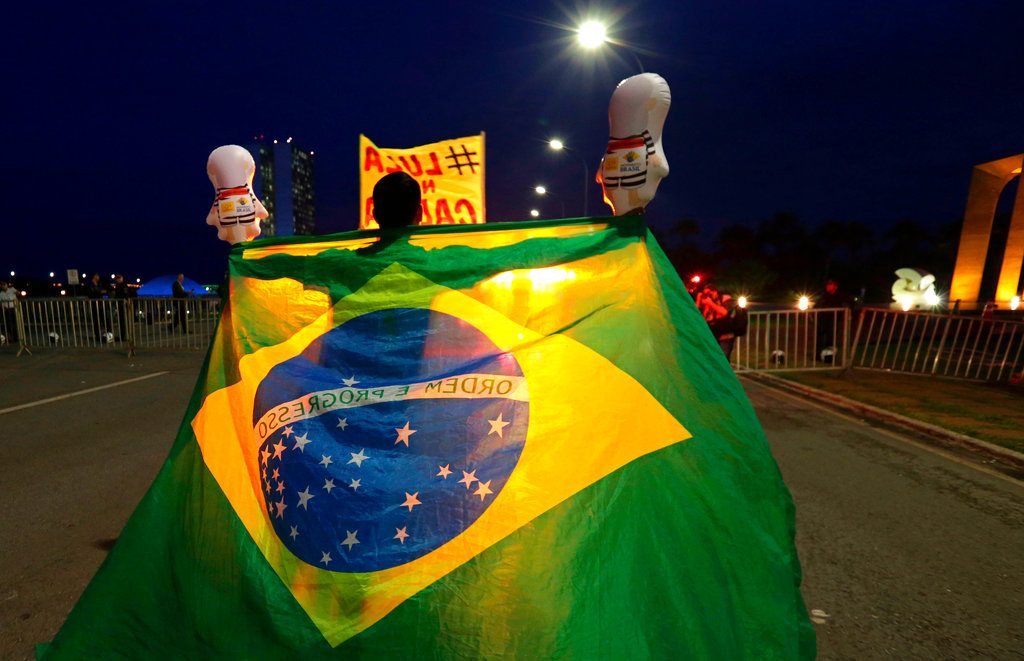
[747, 379, 1024, 659]
[1, 352, 1021, 659]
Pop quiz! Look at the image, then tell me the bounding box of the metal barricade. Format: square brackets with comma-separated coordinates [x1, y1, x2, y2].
[9, 297, 221, 354]
[850, 308, 1024, 383]
[732, 308, 850, 372]
[129, 297, 221, 349]
[1, 300, 22, 352]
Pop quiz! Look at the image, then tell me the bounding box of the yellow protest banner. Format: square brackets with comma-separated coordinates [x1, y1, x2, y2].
[359, 134, 486, 230]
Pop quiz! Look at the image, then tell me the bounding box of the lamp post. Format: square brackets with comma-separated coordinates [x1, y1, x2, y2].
[534, 185, 566, 218]
[548, 139, 590, 217]
[575, 19, 645, 73]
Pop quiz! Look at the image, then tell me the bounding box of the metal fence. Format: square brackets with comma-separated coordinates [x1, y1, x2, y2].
[850, 307, 1024, 383]
[731, 308, 850, 372]
[1, 297, 220, 354]
[5, 297, 1023, 385]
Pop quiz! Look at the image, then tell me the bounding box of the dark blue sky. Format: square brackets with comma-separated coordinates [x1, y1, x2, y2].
[3, 1, 1022, 282]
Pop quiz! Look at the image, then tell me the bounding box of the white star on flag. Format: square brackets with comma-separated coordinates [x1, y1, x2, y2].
[341, 530, 360, 550]
[292, 432, 311, 452]
[319, 455, 333, 467]
[487, 413, 511, 437]
[394, 421, 417, 447]
[341, 376, 360, 387]
[348, 448, 369, 467]
[336, 417, 349, 431]
[260, 448, 270, 465]
[297, 486, 315, 510]
[289, 526, 299, 540]
[401, 492, 422, 511]
[274, 499, 287, 519]
[349, 478, 361, 491]
[320, 551, 332, 565]
[394, 527, 409, 544]
[437, 464, 452, 479]
[281, 426, 295, 438]
[458, 470, 478, 489]
[272, 440, 287, 460]
[323, 478, 336, 493]
[473, 480, 493, 501]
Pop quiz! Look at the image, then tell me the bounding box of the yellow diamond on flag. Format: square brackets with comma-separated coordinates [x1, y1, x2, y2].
[191, 262, 690, 646]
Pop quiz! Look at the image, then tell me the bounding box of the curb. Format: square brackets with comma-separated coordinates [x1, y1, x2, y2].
[741, 371, 1024, 471]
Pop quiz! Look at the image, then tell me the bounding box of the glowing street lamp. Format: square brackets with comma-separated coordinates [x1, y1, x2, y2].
[797, 296, 810, 311]
[576, 20, 608, 49]
[1011, 295, 1021, 311]
[533, 185, 565, 217]
[49, 271, 55, 278]
[529, 209, 540, 218]
[548, 138, 589, 216]
[573, 19, 644, 72]
[737, 296, 748, 309]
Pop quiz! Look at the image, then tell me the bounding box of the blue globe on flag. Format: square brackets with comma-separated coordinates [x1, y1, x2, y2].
[252, 307, 529, 572]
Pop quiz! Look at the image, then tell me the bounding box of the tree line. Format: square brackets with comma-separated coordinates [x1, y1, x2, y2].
[652, 212, 971, 304]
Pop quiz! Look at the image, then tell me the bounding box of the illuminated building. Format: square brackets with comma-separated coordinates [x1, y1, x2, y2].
[950, 154, 1024, 308]
[249, 137, 317, 236]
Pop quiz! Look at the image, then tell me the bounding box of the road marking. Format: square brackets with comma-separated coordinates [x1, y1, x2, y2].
[0, 371, 170, 416]
[744, 378, 1024, 489]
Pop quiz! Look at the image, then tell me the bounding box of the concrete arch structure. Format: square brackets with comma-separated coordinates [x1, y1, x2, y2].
[949, 154, 1024, 308]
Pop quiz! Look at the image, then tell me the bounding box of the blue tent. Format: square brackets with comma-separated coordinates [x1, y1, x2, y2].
[137, 274, 211, 297]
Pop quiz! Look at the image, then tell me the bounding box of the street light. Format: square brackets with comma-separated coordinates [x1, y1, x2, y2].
[577, 20, 607, 49]
[529, 209, 541, 218]
[573, 19, 644, 72]
[548, 138, 590, 216]
[534, 185, 566, 218]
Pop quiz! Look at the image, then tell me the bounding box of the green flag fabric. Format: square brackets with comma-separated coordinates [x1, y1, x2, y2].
[42, 216, 814, 659]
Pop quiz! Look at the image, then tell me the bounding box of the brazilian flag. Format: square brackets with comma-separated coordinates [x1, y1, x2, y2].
[42, 216, 814, 658]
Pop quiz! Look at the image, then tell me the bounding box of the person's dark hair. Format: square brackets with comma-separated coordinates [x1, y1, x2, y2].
[372, 172, 421, 229]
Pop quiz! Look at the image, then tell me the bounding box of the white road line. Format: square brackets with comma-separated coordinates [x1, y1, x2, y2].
[0, 371, 170, 415]
[744, 378, 1024, 489]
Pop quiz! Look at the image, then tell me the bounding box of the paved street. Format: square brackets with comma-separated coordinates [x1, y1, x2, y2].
[746, 379, 1024, 659]
[1, 352, 1022, 659]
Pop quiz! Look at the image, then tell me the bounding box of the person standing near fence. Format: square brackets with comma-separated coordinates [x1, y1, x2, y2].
[816, 279, 851, 360]
[111, 274, 134, 342]
[172, 273, 189, 333]
[86, 273, 107, 342]
[0, 281, 17, 343]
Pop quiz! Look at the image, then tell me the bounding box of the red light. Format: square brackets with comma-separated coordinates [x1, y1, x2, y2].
[690, 275, 701, 283]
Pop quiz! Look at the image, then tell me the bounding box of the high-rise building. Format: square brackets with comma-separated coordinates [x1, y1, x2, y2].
[249, 137, 316, 236]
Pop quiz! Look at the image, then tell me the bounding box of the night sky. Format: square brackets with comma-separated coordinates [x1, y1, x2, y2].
[3, 1, 1023, 283]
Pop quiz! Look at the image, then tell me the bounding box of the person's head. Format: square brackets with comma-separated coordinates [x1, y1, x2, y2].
[114, 274, 124, 284]
[91, 274, 100, 284]
[372, 172, 422, 229]
[177, 273, 184, 283]
[825, 279, 839, 294]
